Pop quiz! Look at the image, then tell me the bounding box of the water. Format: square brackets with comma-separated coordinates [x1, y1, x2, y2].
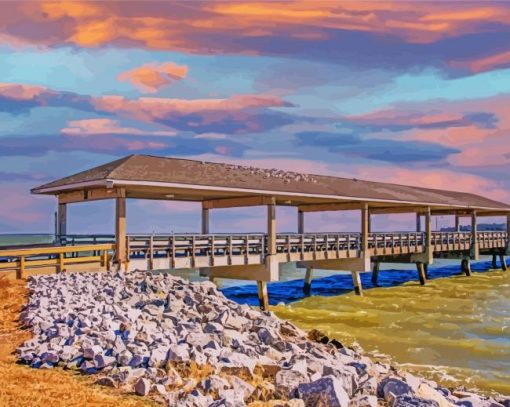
[2, 234, 508, 395]
[0, 234, 54, 247]
[224, 260, 510, 396]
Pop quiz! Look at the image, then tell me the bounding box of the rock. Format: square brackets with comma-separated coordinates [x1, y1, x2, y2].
[134, 377, 151, 396]
[217, 389, 247, 406]
[378, 377, 412, 401]
[275, 369, 309, 398]
[18, 271, 497, 407]
[94, 376, 117, 388]
[286, 400, 306, 407]
[204, 322, 223, 334]
[83, 345, 103, 360]
[202, 375, 230, 393]
[350, 394, 378, 407]
[229, 376, 255, 400]
[390, 395, 440, 407]
[94, 354, 116, 369]
[297, 375, 350, 407]
[149, 346, 169, 368]
[167, 344, 190, 362]
[416, 383, 452, 407]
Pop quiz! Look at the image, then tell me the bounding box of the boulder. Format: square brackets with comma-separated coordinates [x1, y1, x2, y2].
[390, 395, 440, 407]
[134, 377, 151, 396]
[350, 394, 378, 407]
[378, 377, 412, 401]
[297, 375, 350, 407]
[275, 369, 309, 398]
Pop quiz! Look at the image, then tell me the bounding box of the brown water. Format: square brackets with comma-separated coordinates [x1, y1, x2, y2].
[273, 269, 510, 396]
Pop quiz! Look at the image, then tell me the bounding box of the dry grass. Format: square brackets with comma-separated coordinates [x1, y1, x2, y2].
[0, 276, 154, 407]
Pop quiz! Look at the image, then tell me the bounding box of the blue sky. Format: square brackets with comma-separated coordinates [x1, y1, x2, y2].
[1, 1, 510, 233]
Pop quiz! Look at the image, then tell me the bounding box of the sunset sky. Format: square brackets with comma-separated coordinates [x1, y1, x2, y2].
[1, 1, 510, 234]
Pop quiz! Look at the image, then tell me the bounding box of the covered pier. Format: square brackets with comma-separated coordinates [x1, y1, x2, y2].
[24, 154, 510, 309]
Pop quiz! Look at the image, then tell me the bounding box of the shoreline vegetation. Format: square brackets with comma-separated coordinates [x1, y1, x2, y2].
[2, 269, 508, 407]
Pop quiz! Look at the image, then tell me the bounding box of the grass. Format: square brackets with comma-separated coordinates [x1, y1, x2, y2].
[0, 276, 154, 407]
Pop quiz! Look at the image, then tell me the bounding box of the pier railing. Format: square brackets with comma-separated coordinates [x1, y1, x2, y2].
[0, 244, 113, 278]
[36, 231, 508, 270]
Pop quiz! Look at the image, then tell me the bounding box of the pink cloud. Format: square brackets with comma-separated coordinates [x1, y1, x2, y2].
[0, 81, 293, 133]
[0, 83, 47, 100]
[450, 50, 510, 74]
[353, 167, 510, 203]
[61, 118, 176, 137]
[118, 62, 188, 93]
[93, 94, 290, 118]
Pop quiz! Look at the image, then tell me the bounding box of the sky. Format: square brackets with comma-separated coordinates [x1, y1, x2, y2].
[1, 1, 510, 234]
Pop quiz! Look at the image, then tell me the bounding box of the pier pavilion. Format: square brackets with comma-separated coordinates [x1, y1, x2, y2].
[24, 154, 510, 308]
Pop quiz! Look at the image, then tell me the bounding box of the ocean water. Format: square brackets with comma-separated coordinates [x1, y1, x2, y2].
[0, 234, 54, 247]
[223, 259, 510, 396]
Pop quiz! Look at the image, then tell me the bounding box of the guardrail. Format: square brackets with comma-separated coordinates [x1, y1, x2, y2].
[0, 244, 113, 278]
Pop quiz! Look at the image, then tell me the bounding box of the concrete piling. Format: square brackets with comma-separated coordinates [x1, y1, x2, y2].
[461, 258, 472, 276]
[303, 266, 313, 295]
[499, 254, 507, 271]
[416, 262, 426, 285]
[371, 262, 380, 286]
[351, 271, 363, 296]
[257, 281, 269, 310]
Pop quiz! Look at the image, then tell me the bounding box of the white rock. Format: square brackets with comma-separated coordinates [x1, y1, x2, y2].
[134, 377, 151, 396]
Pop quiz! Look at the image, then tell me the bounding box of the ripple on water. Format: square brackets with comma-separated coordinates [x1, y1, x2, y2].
[269, 268, 510, 396]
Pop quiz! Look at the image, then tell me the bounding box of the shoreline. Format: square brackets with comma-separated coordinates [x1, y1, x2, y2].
[12, 268, 510, 406]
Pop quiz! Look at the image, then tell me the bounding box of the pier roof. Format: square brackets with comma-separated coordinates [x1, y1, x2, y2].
[31, 154, 510, 212]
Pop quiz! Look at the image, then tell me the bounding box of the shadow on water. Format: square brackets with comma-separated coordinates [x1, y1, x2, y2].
[221, 260, 497, 306]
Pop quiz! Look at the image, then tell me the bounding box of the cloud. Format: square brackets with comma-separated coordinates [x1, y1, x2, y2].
[343, 110, 498, 132]
[294, 131, 459, 164]
[2, 2, 510, 76]
[0, 82, 294, 134]
[61, 118, 176, 136]
[449, 50, 510, 74]
[0, 133, 247, 158]
[117, 62, 188, 93]
[353, 166, 510, 203]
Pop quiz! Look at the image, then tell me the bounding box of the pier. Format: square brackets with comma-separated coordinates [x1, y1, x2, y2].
[2, 154, 509, 309]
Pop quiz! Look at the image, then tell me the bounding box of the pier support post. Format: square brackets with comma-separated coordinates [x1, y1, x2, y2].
[257, 281, 269, 310]
[492, 253, 498, 269]
[298, 210, 313, 294]
[115, 195, 127, 269]
[470, 211, 479, 261]
[423, 263, 429, 279]
[351, 271, 363, 295]
[361, 203, 370, 270]
[500, 254, 507, 271]
[201, 206, 210, 234]
[258, 201, 277, 309]
[371, 262, 380, 286]
[425, 207, 433, 264]
[304, 267, 313, 295]
[461, 257, 472, 276]
[416, 262, 427, 285]
[57, 203, 67, 238]
[298, 210, 304, 235]
[506, 213, 510, 255]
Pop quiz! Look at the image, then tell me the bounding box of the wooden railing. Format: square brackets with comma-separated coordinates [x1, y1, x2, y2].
[368, 232, 424, 249]
[0, 244, 113, 278]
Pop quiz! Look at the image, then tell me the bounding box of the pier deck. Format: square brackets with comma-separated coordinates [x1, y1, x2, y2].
[17, 154, 510, 308]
